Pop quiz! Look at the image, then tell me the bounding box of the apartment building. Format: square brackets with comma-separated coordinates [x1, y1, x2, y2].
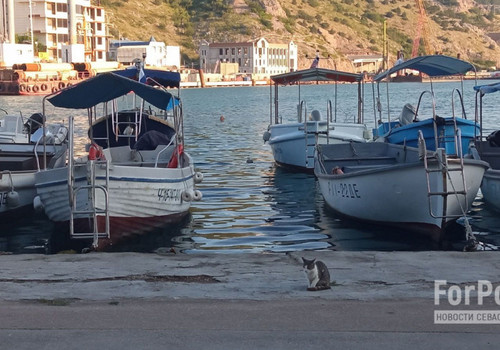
[4, 0, 107, 62]
[199, 37, 297, 75]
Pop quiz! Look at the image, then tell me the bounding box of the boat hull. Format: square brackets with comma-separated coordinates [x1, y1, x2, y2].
[376, 118, 479, 156]
[268, 122, 367, 171]
[35, 160, 196, 240]
[481, 169, 500, 212]
[315, 143, 488, 239]
[0, 171, 36, 215]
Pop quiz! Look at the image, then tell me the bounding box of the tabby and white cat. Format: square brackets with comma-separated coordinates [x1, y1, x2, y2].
[302, 257, 331, 291]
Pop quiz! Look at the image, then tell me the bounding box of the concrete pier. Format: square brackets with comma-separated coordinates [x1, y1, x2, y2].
[0, 251, 499, 349]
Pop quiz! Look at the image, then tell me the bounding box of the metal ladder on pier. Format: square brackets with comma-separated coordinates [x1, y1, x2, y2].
[419, 130, 468, 220]
[67, 116, 110, 247]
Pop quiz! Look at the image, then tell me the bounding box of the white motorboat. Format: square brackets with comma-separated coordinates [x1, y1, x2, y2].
[314, 139, 488, 240]
[34, 71, 202, 248]
[0, 112, 68, 216]
[263, 68, 369, 172]
[471, 82, 500, 212]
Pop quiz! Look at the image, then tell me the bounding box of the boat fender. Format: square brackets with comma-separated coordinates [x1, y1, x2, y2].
[263, 130, 270, 142]
[88, 143, 105, 160]
[52, 86, 58, 93]
[26, 85, 32, 93]
[181, 190, 193, 202]
[194, 172, 204, 183]
[58, 82, 66, 90]
[32, 84, 40, 93]
[54, 126, 68, 144]
[33, 195, 44, 212]
[167, 144, 184, 168]
[41, 83, 48, 91]
[19, 84, 26, 92]
[193, 190, 203, 201]
[6, 191, 20, 208]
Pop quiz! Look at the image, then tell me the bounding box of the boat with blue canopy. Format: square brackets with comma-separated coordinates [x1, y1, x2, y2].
[34, 71, 203, 249]
[373, 54, 479, 157]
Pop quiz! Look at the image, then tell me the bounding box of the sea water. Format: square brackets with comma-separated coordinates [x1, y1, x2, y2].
[0, 79, 499, 253]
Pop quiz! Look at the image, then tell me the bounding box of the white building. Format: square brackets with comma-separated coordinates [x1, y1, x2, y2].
[1, 0, 107, 62]
[199, 37, 297, 75]
[108, 38, 180, 69]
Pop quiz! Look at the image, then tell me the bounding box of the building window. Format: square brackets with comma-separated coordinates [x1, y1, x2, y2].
[225, 48, 229, 55]
[57, 19, 68, 28]
[244, 47, 248, 55]
[231, 48, 235, 55]
[97, 8, 102, 16]
[219, 48, 223, 55]
[56, 3, 67, 12]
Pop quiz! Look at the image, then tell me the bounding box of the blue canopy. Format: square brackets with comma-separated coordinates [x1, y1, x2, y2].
[112, 68, 181, 88]
[374, 55, 476, 82]
[48, 72, 174, 110]
[473, 82, 500, 95]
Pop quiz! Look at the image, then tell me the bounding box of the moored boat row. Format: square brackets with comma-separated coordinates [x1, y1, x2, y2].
[264, 54, 499, 245]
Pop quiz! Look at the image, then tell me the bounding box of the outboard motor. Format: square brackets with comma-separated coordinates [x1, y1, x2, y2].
[398, 104, 416, 126]
[24, 113, 45, 134]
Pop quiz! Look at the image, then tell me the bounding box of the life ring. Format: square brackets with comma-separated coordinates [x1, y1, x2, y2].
[58, 82, 66, 90]
[19, 84, 26, 92]
[167, 144, 184, 168]
[32, 84, 40, 93]
[41, 83, 48, 91]
[88, 143, 105, 161]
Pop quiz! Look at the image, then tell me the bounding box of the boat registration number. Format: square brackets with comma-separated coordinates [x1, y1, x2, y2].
[329, 183, 361, 199]
[157, 188, 181, 201]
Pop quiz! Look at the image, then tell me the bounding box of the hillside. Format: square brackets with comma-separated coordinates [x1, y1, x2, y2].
[101, 0, 500, 71]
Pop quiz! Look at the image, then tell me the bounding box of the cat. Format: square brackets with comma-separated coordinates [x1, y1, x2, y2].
[302, 257, 331, 291]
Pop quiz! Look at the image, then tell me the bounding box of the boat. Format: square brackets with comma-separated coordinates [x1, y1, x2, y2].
[471, 81, 500, 212]
[373, 55, 479, 156]
[0, 111, 68, 216]
[263, 67, 369, 172]
[314, 139, 488, 240]
[34, 70, 203, 248]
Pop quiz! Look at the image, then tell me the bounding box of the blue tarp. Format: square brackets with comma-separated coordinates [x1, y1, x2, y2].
[374, 55, 475, 82]
[112, 68, 181, 88]
[48, 72, 174, 110]
[473, 82, 500, 95]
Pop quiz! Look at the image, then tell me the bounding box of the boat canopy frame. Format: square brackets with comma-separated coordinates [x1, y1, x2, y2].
[269, 67, 364, 126]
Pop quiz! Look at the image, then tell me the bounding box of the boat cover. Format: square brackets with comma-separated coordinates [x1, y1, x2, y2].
[48, 72, 174, 110]
[374, 55, 475, 82]
[474, 82, 500, 95]
[271, 68, 363, 85]
[112, 68, 181, 88]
